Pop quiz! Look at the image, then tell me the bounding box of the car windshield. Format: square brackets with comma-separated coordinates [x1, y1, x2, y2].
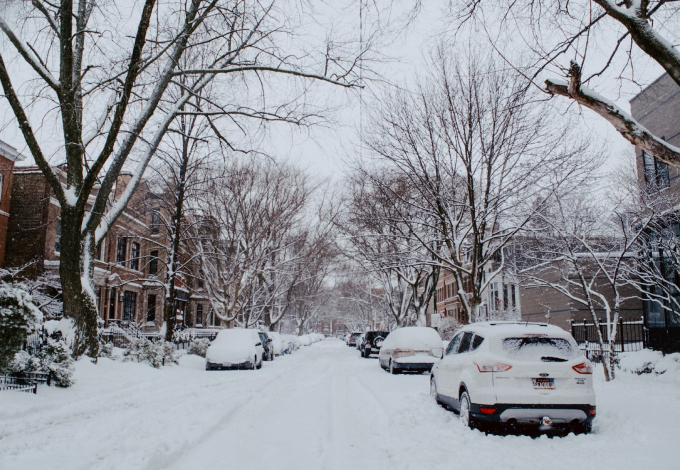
[501, 336, 579, 362]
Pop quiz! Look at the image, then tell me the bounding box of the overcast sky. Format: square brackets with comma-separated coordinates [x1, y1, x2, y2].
[1, 1, 666, 182]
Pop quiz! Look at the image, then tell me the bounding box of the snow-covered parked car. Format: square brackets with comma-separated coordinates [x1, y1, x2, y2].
[268, 332, 286, 356]
[258, 331, 275, 361]
[379, 327, 442, 373]
[430, 322, 596, 434]
[298, 335, 311, 346]
[205, 328, 265, 370]
[347, 332, 362, 346]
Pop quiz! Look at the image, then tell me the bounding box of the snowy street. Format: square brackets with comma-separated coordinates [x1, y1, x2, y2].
[2, 339, 679, 470]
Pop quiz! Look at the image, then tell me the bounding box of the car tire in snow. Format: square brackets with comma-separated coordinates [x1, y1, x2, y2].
[389, 360, 399, 375]
[459, 391, 476, 430]
[430, 377, 441, 405]
[252, 357, 257, 370]
[575, 422, 592, 435]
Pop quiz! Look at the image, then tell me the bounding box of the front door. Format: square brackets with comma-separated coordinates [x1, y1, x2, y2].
[123, 291, 137, 322]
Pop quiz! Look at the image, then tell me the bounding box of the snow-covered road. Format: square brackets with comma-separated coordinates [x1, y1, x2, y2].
[1, 339, 678, 470]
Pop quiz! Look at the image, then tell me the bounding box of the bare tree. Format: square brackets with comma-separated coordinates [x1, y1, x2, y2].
[197, 157, 321, 329]
[364, 47, 588, 323]
[453, 0, 680, 165]
[341, 168, 439, 327]
[0, 0, 366, 357]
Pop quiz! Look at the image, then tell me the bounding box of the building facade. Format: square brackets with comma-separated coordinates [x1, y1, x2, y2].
[4, 166, 217, 333]
[630, 72, 680, 352]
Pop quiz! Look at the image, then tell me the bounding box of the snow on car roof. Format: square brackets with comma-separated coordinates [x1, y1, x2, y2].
[457, 322, 571, 338]
[382, 326, 442, 349]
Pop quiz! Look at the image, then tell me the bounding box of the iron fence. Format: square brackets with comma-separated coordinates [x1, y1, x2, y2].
[571, 317, 647, 363]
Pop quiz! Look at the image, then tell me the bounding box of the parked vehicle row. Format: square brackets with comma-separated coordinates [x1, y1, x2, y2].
[349, 321, 597, 435]
[205, 329, 324, 371]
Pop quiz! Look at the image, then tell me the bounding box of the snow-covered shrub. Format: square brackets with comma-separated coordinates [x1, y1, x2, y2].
[161, 342, 179, 366]
[41, 339, 75, 387]
[8, 350, 37, 375]
[123, 339, 179, 368]
[8, 339, 75, 387]
[0, 282, 43, 370]
[437, 317, 461, 341]
[619, 350, 680, 375]
[188, 338, 210, 357]
[98, 341, 115, 359]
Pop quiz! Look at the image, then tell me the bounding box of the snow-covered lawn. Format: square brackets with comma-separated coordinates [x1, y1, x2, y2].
[1, 340, 678, 470]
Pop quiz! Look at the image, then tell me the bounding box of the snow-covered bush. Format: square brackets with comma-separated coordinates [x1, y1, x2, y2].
[123, 339, 179, 368]
[437, 317, 461, 341]
[619, 350, 680, 375]
[0, 282, 43, 370]
[188, 338, 210, 357]
[98, 341, 115, 359]
[8, 339, 75, 387]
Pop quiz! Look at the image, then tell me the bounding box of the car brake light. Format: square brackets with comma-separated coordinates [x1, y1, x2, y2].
[480, 407, 496, 414]
[395, 348, 411, 353]
[589, 408, 596, 415]
[475, 362, 512, 373]
[572, 362, 593, 374]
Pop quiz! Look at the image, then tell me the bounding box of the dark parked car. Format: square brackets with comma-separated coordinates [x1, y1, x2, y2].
[258, 331, 275, 361]
[360, 331, 390, 358]
[347, 332, 362, 347]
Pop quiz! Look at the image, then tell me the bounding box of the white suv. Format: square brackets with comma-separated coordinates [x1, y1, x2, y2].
[430, 322, 596, 434]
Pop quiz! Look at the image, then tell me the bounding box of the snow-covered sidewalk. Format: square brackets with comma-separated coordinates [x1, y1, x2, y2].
[1, 340, 678, 470]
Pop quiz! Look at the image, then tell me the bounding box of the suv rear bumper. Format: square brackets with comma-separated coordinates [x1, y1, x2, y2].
[470, 403, 596, 425]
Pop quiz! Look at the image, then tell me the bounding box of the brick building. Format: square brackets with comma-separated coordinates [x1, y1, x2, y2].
[0, 140, 26, 267]
[4, 166, 217, 332]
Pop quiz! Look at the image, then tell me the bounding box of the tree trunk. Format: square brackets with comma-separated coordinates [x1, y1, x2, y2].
[60, 212, 99, 358]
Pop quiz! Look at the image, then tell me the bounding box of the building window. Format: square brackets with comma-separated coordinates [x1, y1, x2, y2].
[108, 288, 116, 319]
[503, 284, 509, 310]
[151, 209, 161, 234]
[149, 250, 159, 275]
[123, 291, 137, 322]
[130, 242, 140, 271]
[643, 151, 670, 192]
[96, 238, 106, 261]
[196, 304, 203, 325]
[116, 237, 127, 266]
[146, 294, 156, 322]
[511, 284, 516, 308]
[54, 217, 62, 253]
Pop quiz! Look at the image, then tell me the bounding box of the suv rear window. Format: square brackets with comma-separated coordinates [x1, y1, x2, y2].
[502, 337, 578, 362]
[366, 332, 389, 341]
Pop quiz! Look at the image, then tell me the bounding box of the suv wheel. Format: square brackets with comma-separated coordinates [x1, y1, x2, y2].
[430, 377, 438, 401]
[459, 391, 475, 429]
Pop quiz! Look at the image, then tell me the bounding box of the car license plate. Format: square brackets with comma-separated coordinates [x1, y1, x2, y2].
[415, 352, 428, 356]
[532, 378, 555, 389]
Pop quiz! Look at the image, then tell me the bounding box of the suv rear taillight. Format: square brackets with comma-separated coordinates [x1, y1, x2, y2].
[572, 362, 593, 374]
[475, 362, 512, 373]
